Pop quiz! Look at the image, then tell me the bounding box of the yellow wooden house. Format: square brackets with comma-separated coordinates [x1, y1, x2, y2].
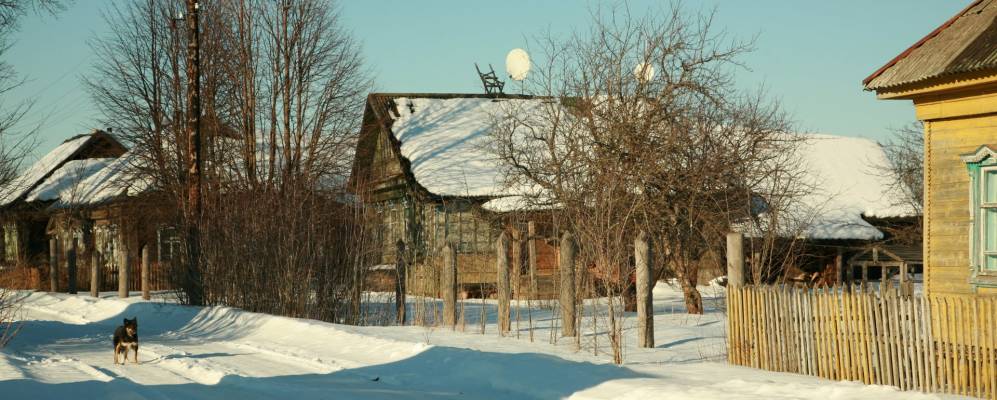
[864, 0, 997, 296]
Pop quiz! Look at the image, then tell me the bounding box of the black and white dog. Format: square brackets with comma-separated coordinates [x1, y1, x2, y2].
[113, 318, 139, 365]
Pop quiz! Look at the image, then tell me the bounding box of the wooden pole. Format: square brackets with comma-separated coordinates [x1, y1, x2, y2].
[48, 237, 58, 292]
[141, 245, 150, 300]
[183, 0, 204, 306]
[118, 243, 129, 298]
[726, 232, 744, 287]
[835, 247, 843, 285]
[90, 251, 99, 297]
[496, 232, 511, 335]
[67, 239, 77, 294]
[442, 242, 457, 328]
[395, 240, 407, 325]
[527, 221, 538, 297]
[635, 230, 653, 348]
[559, 232, 576, 337]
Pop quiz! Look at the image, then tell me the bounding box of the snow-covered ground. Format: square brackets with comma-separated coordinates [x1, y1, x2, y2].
[0, 284, 962, 399]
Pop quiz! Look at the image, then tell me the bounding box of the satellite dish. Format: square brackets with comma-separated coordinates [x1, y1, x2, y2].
[506, 48, 531, 81]
[633, 62, 655, 83]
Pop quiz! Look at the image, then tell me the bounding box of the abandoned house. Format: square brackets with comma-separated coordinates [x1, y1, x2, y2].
[349, 92, 922, 296]
[350, 93, 562, 298]
[0, 130, 177, 291]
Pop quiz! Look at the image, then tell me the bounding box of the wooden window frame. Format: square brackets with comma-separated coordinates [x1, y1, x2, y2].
[969, 163, 997, 286]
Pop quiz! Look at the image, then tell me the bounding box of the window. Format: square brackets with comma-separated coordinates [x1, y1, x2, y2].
[158, 226, 181, 264]
[963, 146, 997, 286]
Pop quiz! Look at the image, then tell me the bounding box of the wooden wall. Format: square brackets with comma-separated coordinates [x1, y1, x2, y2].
[917, 89, 997, 296]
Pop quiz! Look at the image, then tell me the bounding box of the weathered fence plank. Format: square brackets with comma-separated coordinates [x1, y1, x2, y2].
[441, 242, 457, 329]
[727, 285, 997, 399]
[559, 232, 576, 337]
[496, 232, 511, 335]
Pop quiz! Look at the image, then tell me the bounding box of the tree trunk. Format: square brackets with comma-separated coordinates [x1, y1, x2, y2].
[680, 276, 703, 314]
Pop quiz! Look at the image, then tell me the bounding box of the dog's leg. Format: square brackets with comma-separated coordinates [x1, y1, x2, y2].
[133, 345, 138, 364]
[122, 346, 128, 365]
[113, 345, 119, 365]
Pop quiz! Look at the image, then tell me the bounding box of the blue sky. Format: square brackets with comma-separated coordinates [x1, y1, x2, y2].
[5, 0, 967, 159]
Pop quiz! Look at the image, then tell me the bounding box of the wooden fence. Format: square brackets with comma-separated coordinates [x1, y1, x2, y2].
[727, 285, 997, 399]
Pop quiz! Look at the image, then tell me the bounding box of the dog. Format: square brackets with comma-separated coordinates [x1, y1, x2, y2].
[113, 318, 139, 365]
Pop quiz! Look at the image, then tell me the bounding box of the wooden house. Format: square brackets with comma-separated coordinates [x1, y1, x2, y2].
[864, 0, 997, 296]
[350, 93, 561, 297]
[0, 130, 178, 291]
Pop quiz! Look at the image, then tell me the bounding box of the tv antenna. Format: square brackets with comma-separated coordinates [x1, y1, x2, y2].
[475, 63, 505, 95]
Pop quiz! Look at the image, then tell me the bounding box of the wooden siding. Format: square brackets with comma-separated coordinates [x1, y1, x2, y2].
[920, 104, 997, 296]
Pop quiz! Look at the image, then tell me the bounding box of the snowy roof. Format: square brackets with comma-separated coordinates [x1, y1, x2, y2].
[24, 158, 115, 203]
[52, 150, 151, 208]
[387, 96, 547, 198]
[0, 134, 97, 206]
[776, 133, 917, 240]
[375, 95, 914, 239]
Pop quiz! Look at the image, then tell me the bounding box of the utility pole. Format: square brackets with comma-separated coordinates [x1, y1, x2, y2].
[184, 0, 204, 306]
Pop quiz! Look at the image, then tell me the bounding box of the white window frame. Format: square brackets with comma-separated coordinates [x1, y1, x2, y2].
[978, 166, 997, 272]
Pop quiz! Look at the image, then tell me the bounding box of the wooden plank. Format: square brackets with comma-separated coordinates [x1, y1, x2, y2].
[972, 298, 981, 399]
[924, 296, 937, 393]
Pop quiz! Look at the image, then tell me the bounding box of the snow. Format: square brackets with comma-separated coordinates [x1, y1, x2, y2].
[0, 284, 957, 399]
[0, 135, 93, 206]
[390, 97, 546, 198]
[791, 133, 918, 240]
[24, 159, 114, 203]
[388, 97, 913, 239]
[53, 150, 151, 208]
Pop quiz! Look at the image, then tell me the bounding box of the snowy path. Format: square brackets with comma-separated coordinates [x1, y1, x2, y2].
[0, 287, 965, 399]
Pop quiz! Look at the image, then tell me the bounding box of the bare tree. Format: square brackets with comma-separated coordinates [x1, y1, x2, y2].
[877, 122, 923, 245]
[85, 0, 373, 319]
[0, 0, 66, 347]
[491, 3, 799, 321]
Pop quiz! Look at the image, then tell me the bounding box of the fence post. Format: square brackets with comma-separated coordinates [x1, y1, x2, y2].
[118, 243, 129, 298]
[560, 231, 577, 337]
[90, 251, 99, 297]
[442, 242, 457, 329]
[67, 239, 77, 294]
[726, 232, 744, 287]
[636, 230, 653, 348]
[496, 231, 511, 335]
[49, 237, 58, 292]
[141, 245, 150, 300]
[527, 221, 538, 298]
[395, 239, 407, 325]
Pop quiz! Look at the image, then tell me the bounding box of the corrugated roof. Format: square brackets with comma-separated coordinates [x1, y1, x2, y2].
[864, 0, 997, 91]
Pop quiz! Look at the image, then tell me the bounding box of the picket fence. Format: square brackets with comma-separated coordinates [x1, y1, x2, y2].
[727, 285, 997, 399]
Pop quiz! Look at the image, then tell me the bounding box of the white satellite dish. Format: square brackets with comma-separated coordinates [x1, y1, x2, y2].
[633, 62, 655, 83]
[506, 48, 531, 81]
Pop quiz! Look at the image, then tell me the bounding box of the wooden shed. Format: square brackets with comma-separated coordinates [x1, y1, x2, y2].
[864, 0, 997, 296]
[846, 244, 923, 287]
